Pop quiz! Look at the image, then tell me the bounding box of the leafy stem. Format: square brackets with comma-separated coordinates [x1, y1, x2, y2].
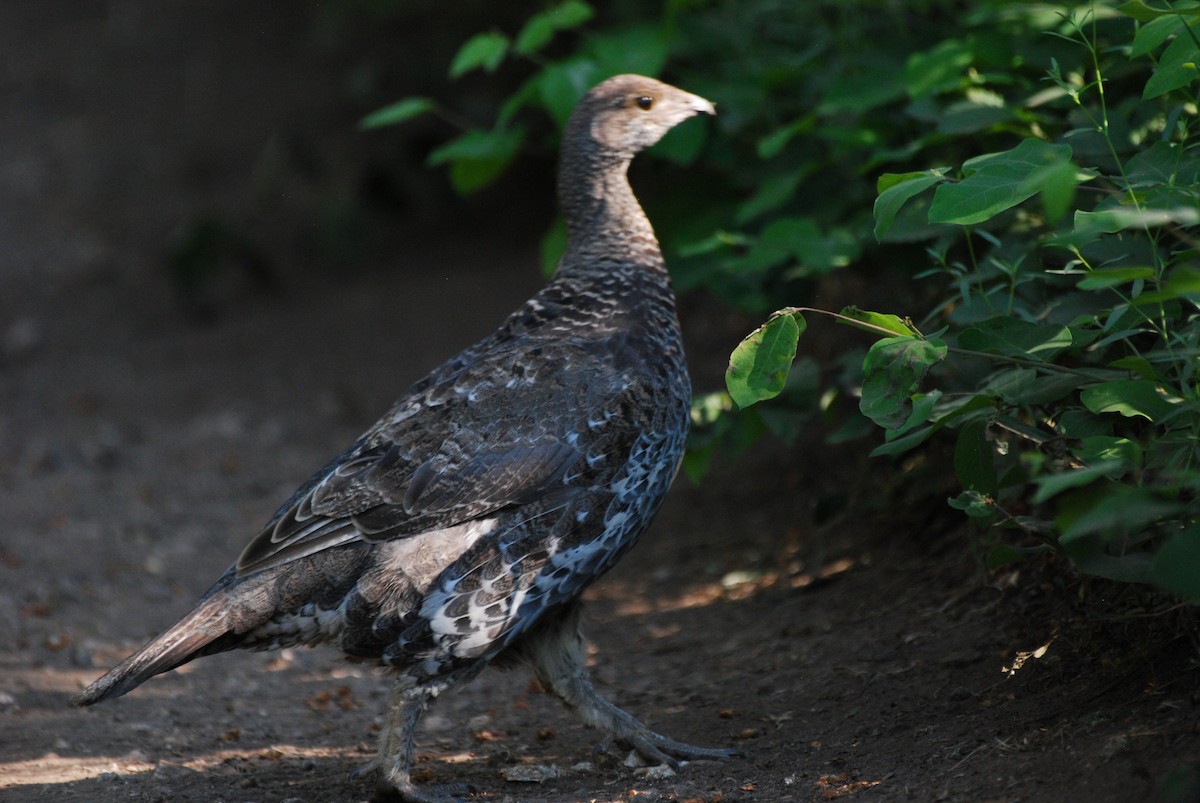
[783, 305, 1111, 381]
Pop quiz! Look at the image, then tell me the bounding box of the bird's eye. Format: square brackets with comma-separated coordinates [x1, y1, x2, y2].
[635, 95, 654, 111]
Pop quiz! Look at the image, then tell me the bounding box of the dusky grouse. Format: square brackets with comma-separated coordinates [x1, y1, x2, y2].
[77, 74, 730, 802]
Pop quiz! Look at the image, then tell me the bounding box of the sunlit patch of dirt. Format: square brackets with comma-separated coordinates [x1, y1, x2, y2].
[0, 744, 365, 788]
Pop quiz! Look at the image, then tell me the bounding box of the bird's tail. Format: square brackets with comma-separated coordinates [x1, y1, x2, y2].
[74, 589, 234, 706]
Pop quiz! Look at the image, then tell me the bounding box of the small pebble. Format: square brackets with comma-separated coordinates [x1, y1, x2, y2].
[634, 764, 676, 781]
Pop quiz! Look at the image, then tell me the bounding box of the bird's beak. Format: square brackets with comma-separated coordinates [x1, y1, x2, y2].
[686, 93, 716, 117]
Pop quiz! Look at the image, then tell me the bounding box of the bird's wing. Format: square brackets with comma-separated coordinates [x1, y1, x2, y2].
[235, 338, 609, 575]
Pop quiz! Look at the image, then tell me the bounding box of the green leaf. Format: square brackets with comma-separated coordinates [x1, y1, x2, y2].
[1072, 552, 1154, 584]
[589, 24, 667, 78]
[449, 31, 510, 79]
[869, 388, 991, 457]
[1131, 16, 1185, 58]
[779, 225, 861, 276]
[1143, 32, 1200, 99]
[1075, 266, 1156, 289]
[689, 390, 733, 428]
[1060, 487, 1183, 545]
[905, 38, 973, 97]
[947, 490, 994, 520]
[955, 420, 998, 496]
[869, 393, 985, 458]
[985, 368, 1081, 406]
[1074, 206, 1200, 238]
[1035, 156, 1082, 223]
[936, 94, 1013, 136]
[1078, 436, 1142, 473]
[932, 394, 997, 428]
[1131, 266, 1200, 305]
[427, 127, 525, 194]
[676, 229, 750, 259]
[860, 336, 948, 429]
[988, 367, 1036, 403]
[838, 306, 921, 338]
[1056, 410, 1112, 439]
[736, 172, 805, 224]
[1118, 0, 1200, 22]
[1125, 141, 1200, 186]
[358, 96, 435, 130]
[1032, 462, 1123, 503]
[757, 117, 813, 159]
[958, 317, 1073, 360]
[514, 0, 594, 55]
[1151, 524, 1200, 599]
[497, 74, 544, 126]
[538, 58, 601, 126]
[516, 18, 563, 58]
[870, 424, 934, 457]
[552, 0, 594, 27]
[817, 66, 907, 115]
[886, 391, 942, 440]
[538, 23, 667, 122]
[873, 169, 949, 241]
[1109, 355, 1156, 380]
[1080, 380, 1179, 422]
[733, 217, 858, 277]
[725, 310, 807, 408]
[929, 139, 1079, 225]
[683, 399, 767, 484]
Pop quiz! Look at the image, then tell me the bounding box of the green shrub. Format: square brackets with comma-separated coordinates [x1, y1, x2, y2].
[728, 2, 1200, 597]
[362, 0, 1200, 598]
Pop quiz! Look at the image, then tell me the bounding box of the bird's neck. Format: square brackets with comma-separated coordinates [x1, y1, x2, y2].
[557, 154, 663, 274]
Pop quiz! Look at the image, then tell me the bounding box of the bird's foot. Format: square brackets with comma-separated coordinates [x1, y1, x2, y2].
[349, 756, 381, 781]
[605, 730, 742, 769]
[520, 606, 743, 773]
[373, 771, 476, 803]
[351, 758, 475, 803]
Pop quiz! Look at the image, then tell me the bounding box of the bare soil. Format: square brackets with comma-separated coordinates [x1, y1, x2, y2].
[3, 5, 1199, 802]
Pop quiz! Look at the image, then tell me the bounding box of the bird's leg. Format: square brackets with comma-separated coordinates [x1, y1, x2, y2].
[360, 680, 475, 803]
[521, 604, 741, 767]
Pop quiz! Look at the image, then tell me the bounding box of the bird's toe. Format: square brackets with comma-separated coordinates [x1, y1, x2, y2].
[372, 777, 475, 801]
[373, 774, 476, 803]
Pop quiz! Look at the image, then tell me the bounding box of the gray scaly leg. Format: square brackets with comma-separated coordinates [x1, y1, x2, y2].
[520, 604, 741, 766]
[357, 680, 474, 803]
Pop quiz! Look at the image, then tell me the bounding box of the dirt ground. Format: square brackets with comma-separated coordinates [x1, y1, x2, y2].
[3, 5, 1200, 803]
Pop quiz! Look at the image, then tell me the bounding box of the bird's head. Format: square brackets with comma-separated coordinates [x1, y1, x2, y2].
[568, 74, 716, 160]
